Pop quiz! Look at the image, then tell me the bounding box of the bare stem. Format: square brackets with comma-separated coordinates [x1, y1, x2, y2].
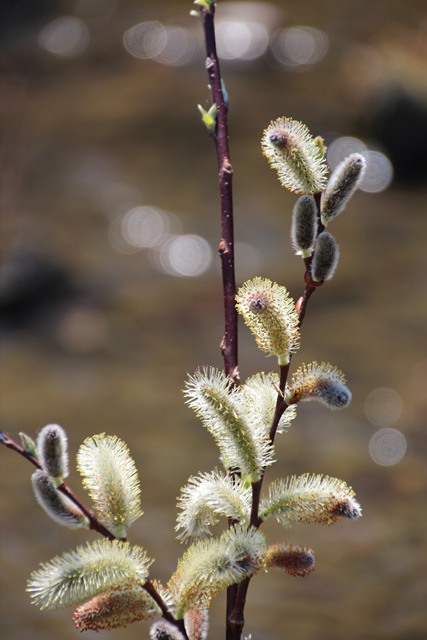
[200, 5, 238, 382]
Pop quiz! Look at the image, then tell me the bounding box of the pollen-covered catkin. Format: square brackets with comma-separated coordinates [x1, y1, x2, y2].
[261, 117, 328, 194]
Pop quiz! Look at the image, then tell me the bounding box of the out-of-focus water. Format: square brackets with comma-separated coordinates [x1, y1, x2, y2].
[1, 1, 427, 639]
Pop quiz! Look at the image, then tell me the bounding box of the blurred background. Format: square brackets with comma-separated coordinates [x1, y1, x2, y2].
[1, 1, 427, 639]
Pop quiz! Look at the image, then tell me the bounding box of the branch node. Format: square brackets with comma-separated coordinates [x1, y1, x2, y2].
[222, 157, 233, 174]
[304, 270, 323, 288]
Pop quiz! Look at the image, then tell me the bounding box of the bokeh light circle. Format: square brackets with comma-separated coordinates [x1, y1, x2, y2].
[365, 387, 403, 427]
[38, 16, 90, 58]
[123, 21, 167, 59]
[155, 235, 212, 277]
[327, 137, 368, 171]
[121, 207, 169, 249]
[271, 26, 329, 68]
[359, 150, 393, 193]
[369, 428, 407, 466]
[216, 21, 269, 60]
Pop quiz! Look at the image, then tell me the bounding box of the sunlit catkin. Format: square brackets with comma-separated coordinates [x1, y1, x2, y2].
[236, 277, 300, 365]
[27, 539, 152, 611]
[321, 153, 366, 225]
[77, 433, 143, 539]
[261, 117, 328, 194]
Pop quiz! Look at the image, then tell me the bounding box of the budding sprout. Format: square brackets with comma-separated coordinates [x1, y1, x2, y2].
[261, 117, 328, 194]
[290, 195, 318, 257]
[311, 232, 340, 282]
[236, 277, 300, 365]
[19, 431, 37, 457]
[36, 424, 69, 483]
[321, 153, 366, 225]
[32, 470, 89, 529]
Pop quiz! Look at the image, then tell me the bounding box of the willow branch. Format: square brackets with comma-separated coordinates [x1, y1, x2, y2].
[0, 430, 116, 541]
[200, 5, 238, 382]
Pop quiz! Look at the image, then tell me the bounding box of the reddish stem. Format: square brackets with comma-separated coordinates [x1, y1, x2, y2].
[201, 6, 238, 382]
[0, 430, 117, 540]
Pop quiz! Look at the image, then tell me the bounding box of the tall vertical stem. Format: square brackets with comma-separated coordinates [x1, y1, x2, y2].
[201, 6, 238, 382]
[200, 6, 239, 637]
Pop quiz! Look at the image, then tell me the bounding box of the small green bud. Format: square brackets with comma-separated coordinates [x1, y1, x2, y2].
[36, 424, 69, 483]
[198, 104, 217, 133]
[221, 79, 229, 108]
[311, 231, 339, 282]
[19, 431, 38, 457]
[314, 135, 327, 158]
[290, 195, 317, 257]
[193, 0, 215, 9]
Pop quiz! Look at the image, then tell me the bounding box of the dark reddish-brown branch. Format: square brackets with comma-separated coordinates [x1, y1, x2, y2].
[201, 6, 238, 382]
[199, 6, 240, 636]
[143, 581, 188, 638]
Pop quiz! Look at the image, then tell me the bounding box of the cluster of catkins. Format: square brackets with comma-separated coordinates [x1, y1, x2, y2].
[262, 116, 366, 283]
[19, 115, 365, 640]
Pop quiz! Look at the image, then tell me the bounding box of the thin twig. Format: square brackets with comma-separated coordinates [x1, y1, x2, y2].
[0, 431, 116, 540]
[200, 5, 238, 382]
[143, 580, 188, 637]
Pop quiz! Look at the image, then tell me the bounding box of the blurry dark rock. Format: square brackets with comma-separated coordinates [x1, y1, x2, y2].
[0, 0, 55, 42]
[365, 87, 427, 186]
[0, 250, 76, 332]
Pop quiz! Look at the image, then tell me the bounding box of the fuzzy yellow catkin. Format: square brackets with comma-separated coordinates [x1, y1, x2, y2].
[261, 117, 328, 194]
[235, 277, 300, 365]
